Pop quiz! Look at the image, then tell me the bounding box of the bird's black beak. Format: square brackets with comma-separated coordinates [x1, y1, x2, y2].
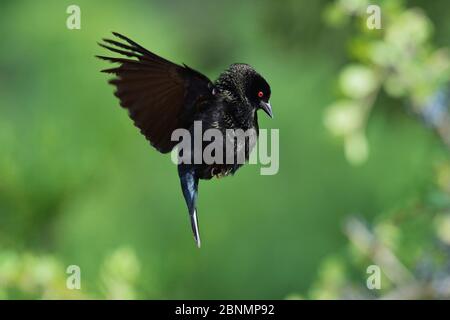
[260, 101, 273, 118]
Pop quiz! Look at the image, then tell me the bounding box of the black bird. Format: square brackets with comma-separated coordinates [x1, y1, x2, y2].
[97, 32, 273, 247]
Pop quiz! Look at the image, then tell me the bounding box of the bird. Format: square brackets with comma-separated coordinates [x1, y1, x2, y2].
[97, 32, 273, 248]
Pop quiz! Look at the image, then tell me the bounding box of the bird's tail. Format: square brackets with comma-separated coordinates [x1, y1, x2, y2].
[178, 165, 201, 248]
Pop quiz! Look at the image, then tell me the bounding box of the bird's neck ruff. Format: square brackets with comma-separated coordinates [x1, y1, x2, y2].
[215, 63, 255, 103]
[215, 74, 244, 103]
[215, 66, 257, 127]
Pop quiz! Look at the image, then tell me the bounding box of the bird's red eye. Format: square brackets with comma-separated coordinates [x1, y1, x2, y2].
[258, 91, 264, 98]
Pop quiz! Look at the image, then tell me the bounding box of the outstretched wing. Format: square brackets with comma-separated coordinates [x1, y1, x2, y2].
[97, 32, 213, 153]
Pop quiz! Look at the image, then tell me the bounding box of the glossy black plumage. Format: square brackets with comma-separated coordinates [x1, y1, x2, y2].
[98, 33, 272, 247]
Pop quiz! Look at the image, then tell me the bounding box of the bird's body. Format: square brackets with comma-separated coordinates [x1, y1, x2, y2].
[186, 73, 261, 180]
[98, 33, 272, 247]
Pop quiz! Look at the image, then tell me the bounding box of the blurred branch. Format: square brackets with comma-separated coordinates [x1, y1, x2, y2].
[344, 217, 414, 286]
[344, 216, 450, 299]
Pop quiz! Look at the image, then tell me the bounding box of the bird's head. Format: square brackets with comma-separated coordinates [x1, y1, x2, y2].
[216, 64, 273, 118]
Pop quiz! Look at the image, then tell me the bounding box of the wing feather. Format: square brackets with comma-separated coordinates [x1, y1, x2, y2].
[98, 32, 213, 153]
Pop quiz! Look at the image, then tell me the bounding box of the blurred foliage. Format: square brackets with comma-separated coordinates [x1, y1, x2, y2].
[301, 0, 450, 299]
[0, 246, 139, 299]
[323, 0, 450, 165]
[307, 161, 450, 299]
[0, 0, 449, 299]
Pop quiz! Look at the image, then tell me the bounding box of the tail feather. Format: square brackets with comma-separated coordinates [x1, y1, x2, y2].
[190, 209, 201, 248]
[178, 165, 201, 248]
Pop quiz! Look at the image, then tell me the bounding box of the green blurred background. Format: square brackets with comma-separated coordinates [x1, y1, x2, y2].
[1, 0, 450, 299]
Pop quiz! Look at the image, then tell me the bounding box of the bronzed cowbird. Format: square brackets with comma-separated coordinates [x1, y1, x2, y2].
[98, 33, 273, 247]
